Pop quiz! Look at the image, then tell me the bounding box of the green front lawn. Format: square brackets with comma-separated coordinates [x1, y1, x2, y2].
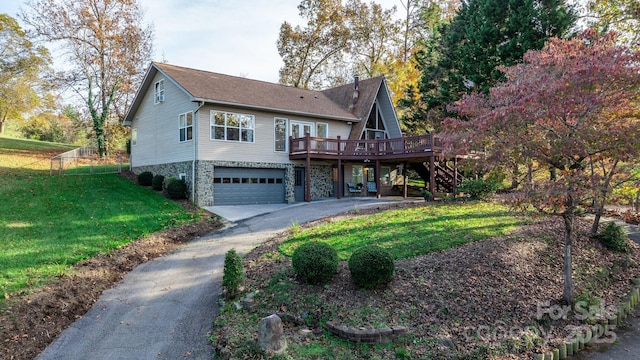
[279, 202, 529, 260]
[0, 136, 197, 301]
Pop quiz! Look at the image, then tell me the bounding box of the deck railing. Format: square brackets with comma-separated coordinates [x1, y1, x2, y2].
[289, 133, 442, 160]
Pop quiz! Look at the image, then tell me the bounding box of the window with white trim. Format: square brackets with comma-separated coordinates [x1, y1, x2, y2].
[211, 111, 255, 142]
[352, 165, 363, 184]
[154, 79, 165, 104]
[131, 128, 137, 146]
[179, 112, 193, 142]
[274, 117, 287, 152]
[316, 122, 328, 138]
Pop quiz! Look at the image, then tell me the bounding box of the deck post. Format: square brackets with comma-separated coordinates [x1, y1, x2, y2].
[305, 132, 312, 202]
[403, 162, 408, 198]
[429, 155, 435, 195]
[337, 136, 342, 199]
[375, 159, 381, 199]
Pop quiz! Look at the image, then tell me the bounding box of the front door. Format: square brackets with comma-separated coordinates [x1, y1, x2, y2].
[294, 167, 305, 202]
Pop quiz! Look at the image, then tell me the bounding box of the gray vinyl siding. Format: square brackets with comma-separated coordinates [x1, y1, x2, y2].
[196, 104, 352, 163]
[130, 72, 197, 167]
[377, 85, 402, 139]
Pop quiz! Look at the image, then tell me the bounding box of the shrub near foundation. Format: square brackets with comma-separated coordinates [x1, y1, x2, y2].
[291, 242, 338, 285]
[166, 179, 187, 199]
[348, 245, 394, 288]
[152, 175, 165, 191]
[137, 171, 153, 186]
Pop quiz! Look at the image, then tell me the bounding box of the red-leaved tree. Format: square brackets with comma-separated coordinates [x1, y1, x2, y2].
[443, 30, 640, 304]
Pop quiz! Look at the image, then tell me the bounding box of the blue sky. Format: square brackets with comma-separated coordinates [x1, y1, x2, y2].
[1, 0, 401, 83]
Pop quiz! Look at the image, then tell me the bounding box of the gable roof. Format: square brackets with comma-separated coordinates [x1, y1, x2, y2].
[125, 63, 386, 124]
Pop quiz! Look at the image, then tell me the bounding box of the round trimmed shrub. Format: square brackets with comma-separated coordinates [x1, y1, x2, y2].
[348, 245, 394, 288]
[166, 179, 187, 199]
[163, 176, 177, 190]
[291, 242, 338, 285]
[152, 174, 165, 191]
[137, 171, 153, 186]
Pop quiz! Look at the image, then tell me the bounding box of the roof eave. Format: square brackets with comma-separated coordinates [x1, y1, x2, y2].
[192, 97, 360, 122]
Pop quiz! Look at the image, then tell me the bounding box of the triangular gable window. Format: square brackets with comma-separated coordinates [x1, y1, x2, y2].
[361, 102, 388, 140]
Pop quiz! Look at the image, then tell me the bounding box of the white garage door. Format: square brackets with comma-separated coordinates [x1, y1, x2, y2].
[213, 168, 286, 205]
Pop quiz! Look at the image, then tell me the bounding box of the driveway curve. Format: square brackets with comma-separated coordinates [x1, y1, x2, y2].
[36, 198, 402, 360]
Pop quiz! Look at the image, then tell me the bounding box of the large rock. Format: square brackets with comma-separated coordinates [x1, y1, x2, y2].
[258, 314, 287, 354]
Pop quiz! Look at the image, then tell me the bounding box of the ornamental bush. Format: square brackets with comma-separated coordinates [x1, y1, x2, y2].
[166, 179, 187, 199]
[348, 245, 394, 288]
[137, 171, 153, 186]
[222, 249, 244, 299]
[163, 176, 177, 190]
[596, 222, 629, 253]
[291, 242, 338, 285]
[456, 178, 500, 200]
[152, 174, 165, 191]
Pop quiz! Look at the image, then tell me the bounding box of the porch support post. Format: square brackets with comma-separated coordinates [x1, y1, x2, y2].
[375, 159, 381, 199]
[403, 162, 408, 199]
[429, 155, 435, 195]
[305, 132, 312, 202]
[337, 158, 342, 199]
[337, 136, 342, 199]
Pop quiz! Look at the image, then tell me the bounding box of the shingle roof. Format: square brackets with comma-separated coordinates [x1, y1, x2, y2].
[154, 63, 363, 121]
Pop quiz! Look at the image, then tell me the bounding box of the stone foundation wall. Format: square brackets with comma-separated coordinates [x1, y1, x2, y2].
[132, 161, 194, 199]
[134, 161, 334, 207]
[310, 165, 333, 199]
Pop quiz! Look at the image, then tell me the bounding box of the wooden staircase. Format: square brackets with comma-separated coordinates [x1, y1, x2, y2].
[410, 162, 465, 193]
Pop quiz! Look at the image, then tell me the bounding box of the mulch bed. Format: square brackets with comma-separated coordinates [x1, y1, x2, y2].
[215, 208, 640, 359]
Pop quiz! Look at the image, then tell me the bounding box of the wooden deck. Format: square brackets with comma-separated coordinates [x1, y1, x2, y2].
[289, 134, 444, 162]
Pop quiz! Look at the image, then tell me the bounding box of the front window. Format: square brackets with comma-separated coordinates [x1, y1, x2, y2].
[131, 128, 137, 146]
[154, 79, 165, 104]
[179, 112, 193, 142]
[274, 118, 287, 152]
[211, 111, 255, 143]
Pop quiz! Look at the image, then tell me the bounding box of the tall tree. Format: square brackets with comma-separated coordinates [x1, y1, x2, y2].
[0, 14, 50, 134]
[277, 0, 350, 89]
[404, 0, 576, 133]
[21, 0, 153, 157]
[589, 0, 640, 45]
[443, 31, 640, 304]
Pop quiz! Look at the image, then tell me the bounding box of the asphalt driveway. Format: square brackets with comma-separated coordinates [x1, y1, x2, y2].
[36, 198, 402, 360]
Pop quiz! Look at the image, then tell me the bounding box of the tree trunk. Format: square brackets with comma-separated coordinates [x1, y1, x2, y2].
[563, 212, 574, 305]
[590, 212, 602, 236]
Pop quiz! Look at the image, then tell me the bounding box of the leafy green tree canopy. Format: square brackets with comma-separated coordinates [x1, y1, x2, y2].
[0, 13, 51, 134]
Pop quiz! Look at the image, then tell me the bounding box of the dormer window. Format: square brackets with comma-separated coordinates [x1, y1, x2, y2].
[154, 79, 165, 104]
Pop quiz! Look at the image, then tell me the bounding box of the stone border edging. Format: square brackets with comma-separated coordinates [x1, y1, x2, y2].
[534, 277, 640, 360]
[324, 321, 407, 344]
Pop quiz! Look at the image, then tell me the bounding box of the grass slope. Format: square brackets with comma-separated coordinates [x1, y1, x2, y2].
[0, 136, 196, 299]
[280, 202, 529, 260]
